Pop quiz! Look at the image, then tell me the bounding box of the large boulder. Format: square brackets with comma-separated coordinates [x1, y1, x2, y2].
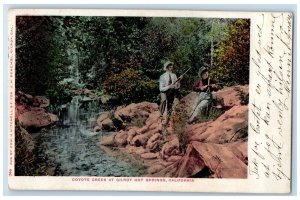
[96, 111, 115, 131]
[160, 137, 180, 159]
[96, 111, 111, 126]
[213, 85, 249, 107]
[98, 133, 118, 146]
[114, 131, 128, 146]
[151, 141, 247, 178]
[188, 105, 248, 144]
[181, 85, 249, 113]
[114, 102, 159, 122]
[15, 92, 57, 130]
[18, 108, 59, 129]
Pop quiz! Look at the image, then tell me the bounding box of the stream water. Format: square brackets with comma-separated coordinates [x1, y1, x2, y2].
[33, 96, 146, 177]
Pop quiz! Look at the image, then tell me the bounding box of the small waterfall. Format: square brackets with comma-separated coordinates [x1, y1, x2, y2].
[61, 95, 101, 137]
[65, 96, 81, 125]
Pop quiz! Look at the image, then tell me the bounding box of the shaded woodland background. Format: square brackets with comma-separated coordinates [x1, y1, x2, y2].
[16, 16, 250, 108]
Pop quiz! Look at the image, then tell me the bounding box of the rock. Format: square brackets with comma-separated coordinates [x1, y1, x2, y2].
[188, 105, 248, 143]
[33, 96, 50, 108]
[147, 164, 165, 174]
[16, 91, 33, 105]
[96, 112, 115, 131]
[127, 146, 146, 155]
[127, 128, 137, 144]
[101, 118, 114, 131]
[146, 133, 162, 152]
[151, 141, 247, 178]
[114, 102, 159, 122]
[96, 111, 111, 126]
[181, 85, 249, 114]
[114, 131, 128, 146]
[98, 133, 117, 146]
[93, 126, 102, 132]
[15, 104, 29, 119]
[18, 109, 59, 129]
[141, 152, 158, 159]
[167, 155, 182, 162]
[131, 132, 153, 147]
[160, 137, 180, 159]
[213, 85, 249, 107]
[191, 142, 247, 178]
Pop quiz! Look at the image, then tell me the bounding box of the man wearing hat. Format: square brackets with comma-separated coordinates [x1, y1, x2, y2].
[159, 61, 183, 124]
[188, 66, 219, 123]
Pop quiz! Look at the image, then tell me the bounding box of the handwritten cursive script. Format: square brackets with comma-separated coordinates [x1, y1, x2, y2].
[249, 13, 292, 183]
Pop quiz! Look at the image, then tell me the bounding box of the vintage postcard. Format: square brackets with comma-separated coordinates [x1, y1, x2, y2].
[7, 9, 292, 192]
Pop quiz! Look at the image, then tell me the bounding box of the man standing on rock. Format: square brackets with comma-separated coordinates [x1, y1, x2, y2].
[188, 66, 219, 124]
[159, 61, 183, 125]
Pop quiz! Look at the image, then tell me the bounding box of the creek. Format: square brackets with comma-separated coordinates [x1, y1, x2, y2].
[33, 95, 146, 177]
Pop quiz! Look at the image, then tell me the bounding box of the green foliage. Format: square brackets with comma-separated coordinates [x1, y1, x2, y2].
[172, 103, 189, 153]
[195, 106, 223, 123]
[103, 68, 158, 104]
[210, 19, 250, 85]
[16, 16, 250, 108]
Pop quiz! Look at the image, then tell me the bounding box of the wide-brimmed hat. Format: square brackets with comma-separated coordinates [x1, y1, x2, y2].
[198, 67, 209, 77]
[163, 61, 174, 71]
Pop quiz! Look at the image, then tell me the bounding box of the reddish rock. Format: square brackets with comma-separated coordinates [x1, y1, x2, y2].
[160, 137, 180, 159]
[131, 132, 153, 147]
[152, 141, 247, 178]
[16, 91, 33, 105]
[226, 141, 248, 165]
[98, 133, 117, 146]
[15, 104, 29, 119]
[127, 146, 147, 155]
[18, 109, 58, 129]
[147, 164, 165, 175]
[114, 102, 158, 122]
[181, 85, 249, 113]
[96, 111, 111, 126]
[127, 128, 138, 143]
[101, 118, 114, 131]
[167, 155, 182, 162]
[191, 141, 247, 178]
[98, 86, 249, 179]
[146, 133, 162, 152]
[141, 152, 158, 159]
[213, 85, 249, 107]
[114, 131, 128, 146]
[188, 105, 248, 143]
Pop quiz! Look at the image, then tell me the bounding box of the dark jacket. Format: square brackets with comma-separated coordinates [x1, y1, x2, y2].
[193, 78, 218, 93]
